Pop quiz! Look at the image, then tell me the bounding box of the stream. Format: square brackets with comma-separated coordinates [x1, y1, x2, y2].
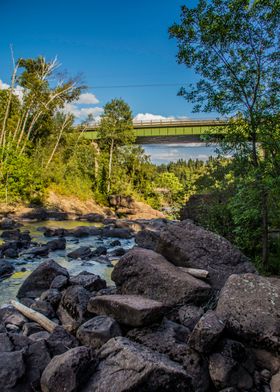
[0, 220, 135, 306]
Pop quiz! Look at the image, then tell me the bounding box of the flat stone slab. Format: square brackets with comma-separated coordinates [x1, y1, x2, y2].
[88, 294, 165, 327]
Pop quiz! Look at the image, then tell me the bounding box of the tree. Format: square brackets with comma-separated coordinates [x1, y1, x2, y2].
[98, 98, 134, 193]
[170, 0, 280, 265]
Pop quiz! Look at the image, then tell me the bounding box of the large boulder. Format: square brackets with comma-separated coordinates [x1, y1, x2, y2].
[17, 260, 69, 299]
[0, 351, 25, 391]
[41, 346, 98, 392]
[136, 220, 255, 290]
[216, 273, 280, 353]
[69, 271, 106, 292]
[82, 337, 193, 391]
[0, 260, 14, 280]
[112, 248, 211, 306]
[57, 285, 91, 333]
[88, 294, 165, 327]
[77, 316, 122, 349]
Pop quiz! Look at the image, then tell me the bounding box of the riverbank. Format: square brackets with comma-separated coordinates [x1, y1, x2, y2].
[0, 218, 280, 391]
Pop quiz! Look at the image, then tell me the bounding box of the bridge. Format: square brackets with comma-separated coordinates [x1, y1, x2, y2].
[82, 118, 227, 144]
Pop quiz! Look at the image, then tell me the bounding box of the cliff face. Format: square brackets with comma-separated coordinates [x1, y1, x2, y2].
[0, 217, 279, 392]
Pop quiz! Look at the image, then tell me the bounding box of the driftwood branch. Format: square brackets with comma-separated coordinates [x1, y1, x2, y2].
[179, 267, 209, 280]
[11, 300, 58, 333]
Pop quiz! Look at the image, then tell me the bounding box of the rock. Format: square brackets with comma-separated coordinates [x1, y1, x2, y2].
[88, 294, 165, 327]
[17, 259, 69, 299]
[23, 340, 51, 391]
[46, 326, 79, 356]
[112, 248, 211, 306]
[91, 246, 107, 257]
[67, 246, 92, 259]
[0, 351, 25, 391]
[3, 248, 18, 258]
[110, 239, 121, 247]
[40, 289, 62, 309]
[77, 316, 122, 348]
[136, 220, 255, 290]
[0, 333, 13, 352]
[22, 245, 49, 257]
[271, 371, 280, 392]
[127, 318, 190, 361]
[0, 217, 21, 230]
[30, 300, 55, 318]
[78, 213, 104, 222]
[0, 305, 28, 328]
[43, 227, 68, 237]
[57, 285, 90, 333]
[178, 305, 204, 330]
[22, 322, 44, 336]
[82, 337, 193, 392]
[46, 238, 66, 251]
[209, 339, 254, 390]
[41, 346, 98, 392]
[101, 227, 132, 239]
[216, 273, 280, 353]
[71, 226, 101, 238]
[69, 271, 106, 292]
[29, 331, 51, 341]
[188, 310, 225, 353]
[1, 229, 31, 242]
[50, 275, 68, 290]
[96, 286, 117, 296]
[8, 333, 32, 350]
[0, 260, 14, 280]
[252, 349, 280, 375]
[111, 247, 126, 257]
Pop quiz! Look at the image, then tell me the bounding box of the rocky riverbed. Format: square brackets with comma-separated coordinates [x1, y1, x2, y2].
[0, 217, 280, 391]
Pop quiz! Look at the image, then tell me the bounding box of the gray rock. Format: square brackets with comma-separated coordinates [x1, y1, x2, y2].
[188, 310, 225, 353]
[46, 326, 79, 356]
[178, 305, 204, 330]
[67, 246, 92, 259]
[70, 271, 106, 292]
[22, 322, 44, 336]
[50, 275, 68, 291]
[0, 351, 25, 391]
[31, 300, 55, 318]
[41, 346, 98, 392]
[136, 220, 255, 290]
[82, 337, 193, 392]
[0, 305, 28, 328]
[77, 316, 122, 348]
[29, 331, 51, 341]
[216, 273, 280, 352]
[46, 238, 66, 251]
[88, 294, 165, 327]
[40, 288, 61, 309]
[0, 333, 13, 352]
[57, 285, 90, 333]
[91, 246, 107, 257]
[22, 245, 49, 257]
[112, 248, 211, 306]
[0, 260, 14, 280]
[17, 259, 69, 299]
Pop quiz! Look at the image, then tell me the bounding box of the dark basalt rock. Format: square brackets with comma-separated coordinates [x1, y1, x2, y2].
[22, 322, 44, 336]
[82, 337, 193, 392]
[101, 227, 132, 239]
[50, 275, 69, 291]
[22, 245, 49, 258]
[3, 247, 19, 258]
[77, 316, 122, 349]
[57, 285, 91, 333]
[17, 259, 69, 299]
[77, 213, 105, 223]
[45, 238, 66, 251]
[136, 219, 255, 290]
[30, 300, 56, 319]
[178, 305, 205, 330]
[40, 346, 98, 392]
[69, 271, 106, 292]
[112, 247, 211, 306]
[1, 229, 31, 242]
[0, 305, 28, 328]
[40, 289, 62, 309]
[67, 246, 92, 259]
[46, 326, 79, 357]
[216, 273, 280, 353]
[0, 218, 21, 230]
[0, 351, 25, 391]
[91, 246, 107, 257]
[0, 260, 15, 280]
[88, 294, 166, 327]
[188, 310, 225, 353]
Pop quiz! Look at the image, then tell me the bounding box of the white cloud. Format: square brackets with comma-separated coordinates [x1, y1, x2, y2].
[63, 103, 103, 121]
[0, 79, 24, 101]
[74, 92, 99, 105]
[134, 113, 175, 122]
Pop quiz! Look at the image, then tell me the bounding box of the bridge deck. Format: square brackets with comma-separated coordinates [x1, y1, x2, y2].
[82, 118, 227, 140]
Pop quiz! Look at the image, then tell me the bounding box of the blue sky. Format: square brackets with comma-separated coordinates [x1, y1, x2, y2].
[0, 0, 213, 121]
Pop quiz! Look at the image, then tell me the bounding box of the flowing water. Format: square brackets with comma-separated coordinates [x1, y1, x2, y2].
[0, 220, 135, 306]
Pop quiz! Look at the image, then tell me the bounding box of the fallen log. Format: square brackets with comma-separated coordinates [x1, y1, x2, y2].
[179, 267, 209, 280]
[11, 300, 58, 333]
